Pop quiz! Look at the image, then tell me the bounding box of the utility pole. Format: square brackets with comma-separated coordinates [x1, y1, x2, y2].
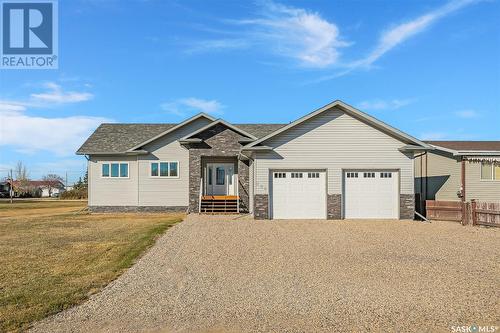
[9, 169, 13, 204]
[65, 171, 68, 189]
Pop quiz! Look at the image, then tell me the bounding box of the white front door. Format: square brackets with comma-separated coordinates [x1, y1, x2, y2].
[206, 163, 236, 195]
[271, 171, 327, 219]
[344, 170, 399, 219]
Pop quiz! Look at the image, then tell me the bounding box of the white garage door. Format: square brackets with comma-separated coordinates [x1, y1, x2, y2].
[271, 171, 326, 219]
[344, 170, 399, 219]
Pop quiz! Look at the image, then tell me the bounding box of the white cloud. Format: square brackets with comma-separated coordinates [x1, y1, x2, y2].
[0, 83, 106, 155]
[357, 98, 414, 111]
[354, 0, 480, 68]
[455, 109, 479, 118]
[161, 97, 225, 117]
[195, 1, 349, 68]
[0, 104, 108, 156]
[30, 82, 93, 104]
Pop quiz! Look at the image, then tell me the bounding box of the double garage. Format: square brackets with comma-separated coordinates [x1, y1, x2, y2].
[270, 170, 399, 219]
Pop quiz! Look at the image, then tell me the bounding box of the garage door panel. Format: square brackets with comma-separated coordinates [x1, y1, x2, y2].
[344, 171, 398, 219]
[272, 171, 326, 219]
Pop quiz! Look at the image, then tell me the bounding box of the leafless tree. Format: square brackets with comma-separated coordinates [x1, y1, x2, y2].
[42, 174, 64, 197]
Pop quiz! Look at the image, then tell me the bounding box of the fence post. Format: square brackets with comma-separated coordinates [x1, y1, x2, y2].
[471, 200, 477, 226]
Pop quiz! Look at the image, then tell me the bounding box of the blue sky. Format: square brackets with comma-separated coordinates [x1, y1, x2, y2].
[0, 0, 499, 184]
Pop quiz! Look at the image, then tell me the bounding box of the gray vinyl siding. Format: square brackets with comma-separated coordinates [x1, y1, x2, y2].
[254, 107, 414, 195]
[415, 151, 461, 201]
[88, 117, 211, 207]
[88, 155, 138, 206]
[414, 151, 500, 202]
[466, 161, 500, 202]
[137, 117, 211, 206]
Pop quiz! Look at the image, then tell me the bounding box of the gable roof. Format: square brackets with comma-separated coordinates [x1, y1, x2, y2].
[77, 123, 177, 155]
[426, 141, 500, 156]
[425, 141, 500, 152]
[126, 113, 216, 152]
[76, 116, 286, 155]
[243, 100, 431, 149]
[179, 119, 259, 142]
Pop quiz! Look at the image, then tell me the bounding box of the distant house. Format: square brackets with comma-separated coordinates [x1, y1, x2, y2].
[10, 180, 66, 198]
[415, 141, 500, 213]
[0, 181, 11, 198]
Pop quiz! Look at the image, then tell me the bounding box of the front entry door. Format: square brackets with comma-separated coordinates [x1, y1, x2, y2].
[206, 163, 235, 195]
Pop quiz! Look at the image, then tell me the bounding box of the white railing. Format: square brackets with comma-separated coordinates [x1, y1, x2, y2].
[198, 178, 203, 214]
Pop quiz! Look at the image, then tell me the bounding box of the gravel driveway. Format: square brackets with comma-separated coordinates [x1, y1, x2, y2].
[31, 215, 500, 333]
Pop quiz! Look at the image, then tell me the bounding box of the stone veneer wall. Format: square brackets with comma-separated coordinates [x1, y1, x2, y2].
[253, 194, 269, 219]
[89, 206, 187, 213]
[327, 194, 342, 219]
[399, 194, 415, 219]
[188, 124, 250, 213]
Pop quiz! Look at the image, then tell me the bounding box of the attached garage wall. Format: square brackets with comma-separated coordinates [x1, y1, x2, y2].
[253, 106, 415, 219]
[254, 107, 414, 196]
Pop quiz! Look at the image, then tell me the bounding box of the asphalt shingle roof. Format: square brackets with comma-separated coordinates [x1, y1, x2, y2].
[77, 122, 287, 154]
[425, 141, 500, 151]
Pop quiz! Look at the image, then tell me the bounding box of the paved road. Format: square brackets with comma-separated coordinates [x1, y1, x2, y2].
[31, 215, 500, 333]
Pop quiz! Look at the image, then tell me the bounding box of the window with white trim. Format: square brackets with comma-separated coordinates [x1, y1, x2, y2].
[380, 172, 392, 178]
[308, 172, 320, 178]
[102, 163, 128, 178]
[363, 172, 375, 178]
[291, 172, 303, 178]
[481, 162, 500, 180]
[346, 172, 358, 178]
[274, 172, 286, 178]
[150, 161, 179, 178]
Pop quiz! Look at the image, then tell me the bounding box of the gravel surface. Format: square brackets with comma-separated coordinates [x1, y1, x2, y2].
[31, 215, 500, 333]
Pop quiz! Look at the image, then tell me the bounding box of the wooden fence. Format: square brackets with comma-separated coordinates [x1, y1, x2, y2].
[426, 200, 500, 227]
[426, 200, 463, 222]
[470, 200, 500, 227]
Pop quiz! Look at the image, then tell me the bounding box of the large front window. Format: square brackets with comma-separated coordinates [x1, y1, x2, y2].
[150, 161, 179, 178]
[102, 162, 128, 178]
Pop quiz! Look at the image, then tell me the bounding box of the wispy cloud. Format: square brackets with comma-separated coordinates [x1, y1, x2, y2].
[357, 98, 415, 111]
[352, 0, 480, 69]
[161, 97, 225, 117]
[454, 109, 479, 118]
[30, 82, 93, 104]
[192, 1, 349, 68]
[186, 39, 250, 54]
[0, 83, 106, 155]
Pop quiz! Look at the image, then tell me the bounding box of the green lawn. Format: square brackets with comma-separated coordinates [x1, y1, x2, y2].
[0, 201, 183, 332]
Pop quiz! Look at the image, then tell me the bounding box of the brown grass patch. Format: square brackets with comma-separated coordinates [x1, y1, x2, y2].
[0, 201, 183, 332]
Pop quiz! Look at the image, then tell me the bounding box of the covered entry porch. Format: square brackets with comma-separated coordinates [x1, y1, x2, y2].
[200, 157, 240, 213]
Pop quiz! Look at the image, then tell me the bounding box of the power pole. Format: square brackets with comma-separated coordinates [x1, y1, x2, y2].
[9, 169, 13, 204]
[65, 171, 68, 189]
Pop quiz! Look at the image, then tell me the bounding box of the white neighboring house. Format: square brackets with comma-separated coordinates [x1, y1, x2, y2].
[41, 181, 66, 197]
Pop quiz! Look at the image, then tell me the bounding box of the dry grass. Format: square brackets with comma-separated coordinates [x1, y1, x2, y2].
[0, 201, 183, 332]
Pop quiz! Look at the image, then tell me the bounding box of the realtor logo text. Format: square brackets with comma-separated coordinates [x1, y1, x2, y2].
[1, 0, 58, 69]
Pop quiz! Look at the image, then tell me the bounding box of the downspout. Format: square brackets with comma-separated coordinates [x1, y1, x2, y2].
[461, 158, 466, 225]
[414, 152, 426, 216]
[137, 155, 140, 207]
[84, 155, 90, 207]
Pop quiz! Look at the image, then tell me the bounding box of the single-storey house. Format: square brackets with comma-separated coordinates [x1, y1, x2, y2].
[77, 100, 432, 219]
[9, 180, 65, 197]
[415, 141, 500, 213]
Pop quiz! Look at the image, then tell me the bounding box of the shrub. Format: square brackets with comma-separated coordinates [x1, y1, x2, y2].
[60, 187, 87, 199]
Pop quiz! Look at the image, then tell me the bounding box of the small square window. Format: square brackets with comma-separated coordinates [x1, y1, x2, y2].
[151, 163, 159, 177]
[160, 162, 169, 177]
[120, 163, 128, 177]
[111, 163, 119, 177]
[169, 162, 178, 177]
[102, 164, 110, 177]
